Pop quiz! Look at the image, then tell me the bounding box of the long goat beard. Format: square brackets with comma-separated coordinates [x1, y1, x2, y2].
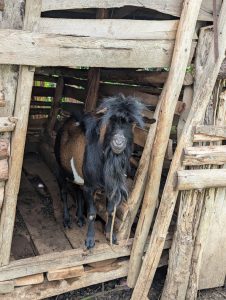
[103, 146, 130, 207]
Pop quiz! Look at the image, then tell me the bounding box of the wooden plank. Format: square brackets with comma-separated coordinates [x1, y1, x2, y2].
[0, 117, 15, 132]
[0, 0, 25, 118]
[131, 3, 226, 297]
[0, 29, 196, 68]
[10, 212, 36, 260]
[41, 0, 221, 21]
[47, 265, 84, 281]
[0, 240, 133, 281]
[177, 169, 226, 190]
[183, 145, 226, 166]
[0, 159, 8, 181]
[1, 260, 129, 300]
[128, 0, 202, 293]
[18, 170, 72, 254]
[37, 19, 196, 40]
[15, 274, 44, 287]
[0, 0, 42, 266]
[194, 125, 226, 141]
[0, 281, 14, 294]
[0, 138, 9, 159]
[0, 182, 4, 210]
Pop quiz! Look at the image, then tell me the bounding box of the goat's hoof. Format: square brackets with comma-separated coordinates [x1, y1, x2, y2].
[63, 218, 72, 229]
[85, 237, 95, 249]
[77, 216, 85, 228]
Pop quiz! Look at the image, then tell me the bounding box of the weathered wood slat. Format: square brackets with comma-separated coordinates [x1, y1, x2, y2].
[128, 0, 202, 292]
[41, 0, 221, 21]
[183, 145, 226, 166]
[47, 265, 84, 281]
[0, 159, 8, 181]
[177, 169, 226, 190]
[0, 29, 196, 68]
[0, 138, 9, 159]
[0, 281, 14, 294]
[194, 125, 226, 141]
[1, 260, 129, 300]
[0, 117, 16, 132]
[37, 19, 198, 40]
[14, 274, 44, 287]
[0, 240, 132, 281]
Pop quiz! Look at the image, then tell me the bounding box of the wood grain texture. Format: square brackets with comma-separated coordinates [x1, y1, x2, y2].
[0, 159, 8, 181]
[14, 273, 44, 287]
[0, 117, 16, 132]
[0, 0, 42, 266]
[0, 29, 196, 68]
[177, 169, 226, 190]
[41, 0, 222, 21]
[47, 265, 84, 281]
[183, 145, 226, 166]
[131, 2, 226, 298]
[0, 138, 9, 159]
[37, 19, 194, 40]
[128, 0, 202, 292]
[194, 125, 226, 141]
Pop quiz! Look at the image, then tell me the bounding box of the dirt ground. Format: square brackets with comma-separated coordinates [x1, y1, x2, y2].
[47, 267, 226, 300]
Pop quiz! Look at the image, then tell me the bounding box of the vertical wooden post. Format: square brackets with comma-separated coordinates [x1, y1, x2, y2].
[0, 0, 42, 266]
[131, 2, 226, 299]
[127, 0, 203, 289]
[84, 8, 108, 112]
[161, 26, 215, 300]
[46, 76, 64, 137]
[186, 88, 226, 299]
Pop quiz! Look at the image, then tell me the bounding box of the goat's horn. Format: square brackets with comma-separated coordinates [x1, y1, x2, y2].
[96, 107, 107, 115]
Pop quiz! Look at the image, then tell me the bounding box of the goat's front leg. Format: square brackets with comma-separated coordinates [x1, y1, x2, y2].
[83, 186, 96, 249]
[105, 201, 117, 244]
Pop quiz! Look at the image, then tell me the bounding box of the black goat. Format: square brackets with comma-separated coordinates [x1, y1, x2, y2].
[54, 94, 154, 249]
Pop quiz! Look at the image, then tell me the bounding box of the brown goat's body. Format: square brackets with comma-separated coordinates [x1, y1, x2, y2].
[59, 119, 86, 181]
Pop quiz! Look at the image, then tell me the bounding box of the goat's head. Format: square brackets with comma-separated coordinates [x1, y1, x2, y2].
[97, 94, 152, 155]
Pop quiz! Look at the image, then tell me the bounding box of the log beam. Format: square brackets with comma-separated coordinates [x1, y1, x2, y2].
[0, 0, 42, 266]
[132, 2, 226, 298]
[193, 125, 226, 141]
[128, 0, 203, 292]
[183, 145, 226, 166]
[177, 169, 226, 190]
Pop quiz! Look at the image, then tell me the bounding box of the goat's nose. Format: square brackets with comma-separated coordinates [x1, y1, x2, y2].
[111, 134, 127, 154]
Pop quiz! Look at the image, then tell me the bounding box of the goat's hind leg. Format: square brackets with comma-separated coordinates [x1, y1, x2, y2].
[75, 188, 85, 227]
[83, 187, 96, 249]
[56, 169, 71, 228]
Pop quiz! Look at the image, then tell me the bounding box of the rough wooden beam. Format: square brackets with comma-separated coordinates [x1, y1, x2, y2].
[37, 19, 197, 40]
[47, 265, 84, 281]
[177, 169, 226, 190]
[194, 125, 226, 141]
[41, 0, 222, 21]
[0, 0, 42, 266]
[0, 260, 129, 300]
[133, 2, 226, 297]
[0, 117, 15, 132]
[0, 30, 196, 68]
[14, 274, 44, 287]
[183, 145, 226, 166]
[0, 159, 8, 181]
[161, 26, 217, 300]
[128, 0, 203, 292]
[0, 280, 14, 294]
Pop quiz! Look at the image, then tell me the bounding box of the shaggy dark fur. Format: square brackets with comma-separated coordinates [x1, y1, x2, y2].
[55, 94, 147, 249]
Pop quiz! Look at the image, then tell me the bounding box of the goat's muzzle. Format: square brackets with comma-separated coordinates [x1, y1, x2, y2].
[111, 133, 127, 154]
